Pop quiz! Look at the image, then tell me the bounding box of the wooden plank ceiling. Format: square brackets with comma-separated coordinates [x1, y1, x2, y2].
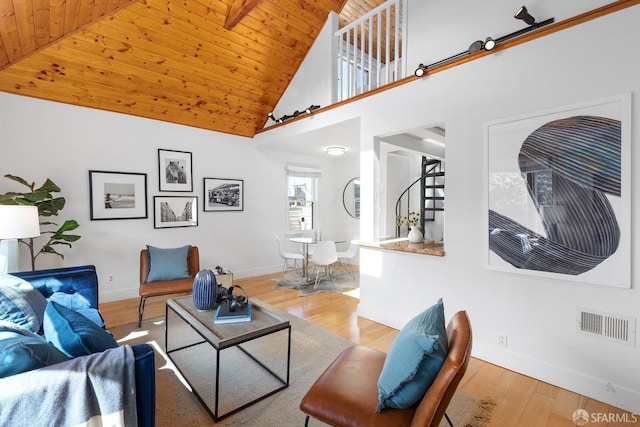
[0, 0, 376, 138]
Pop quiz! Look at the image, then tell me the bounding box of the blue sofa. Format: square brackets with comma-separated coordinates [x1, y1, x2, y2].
[3, 265, 156, 427]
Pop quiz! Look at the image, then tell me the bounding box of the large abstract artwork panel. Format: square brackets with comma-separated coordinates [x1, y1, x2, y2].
[484, 94, 631, 288]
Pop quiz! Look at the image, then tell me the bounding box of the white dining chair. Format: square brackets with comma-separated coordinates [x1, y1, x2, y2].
[310, 241, 338, 288]
[336, 236, 358, 278]
[275, 235, 304, 279]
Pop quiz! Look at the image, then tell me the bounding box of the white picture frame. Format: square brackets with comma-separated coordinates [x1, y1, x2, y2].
[154, 196, 198, 228]
[483, 93, 631, 288]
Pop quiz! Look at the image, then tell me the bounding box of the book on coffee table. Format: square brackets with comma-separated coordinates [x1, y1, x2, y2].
[214, 302, 252, 324]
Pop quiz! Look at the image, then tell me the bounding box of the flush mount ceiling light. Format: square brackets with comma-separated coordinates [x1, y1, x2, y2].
[514, 5, 536, 25]
[326, 146, 346, 156]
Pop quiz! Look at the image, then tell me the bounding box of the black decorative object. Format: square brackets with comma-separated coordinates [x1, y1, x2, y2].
[222, 285, 249, 312]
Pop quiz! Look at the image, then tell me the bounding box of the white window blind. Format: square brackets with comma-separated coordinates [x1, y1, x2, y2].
[286, 165, 322, 178]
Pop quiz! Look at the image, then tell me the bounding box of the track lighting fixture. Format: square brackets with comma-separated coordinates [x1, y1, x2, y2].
[483, 37, 496, 51]
[414, 6, 553, 78]
[268, 105, 321, 124]
[514, 6, 536, 25]
[414, 64, 428, 78]
[469, 36, 497, 53]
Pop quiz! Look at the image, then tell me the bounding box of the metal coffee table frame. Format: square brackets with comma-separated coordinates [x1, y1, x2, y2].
[165, 296, 291, 421]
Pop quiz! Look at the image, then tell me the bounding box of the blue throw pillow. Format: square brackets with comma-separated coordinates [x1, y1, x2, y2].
[43, 301, 118, 358]
[0, 329, 69, 378]
[376, 298, 448, 412]
[146, 245, 191, 282]
[0, 273, 48, 333]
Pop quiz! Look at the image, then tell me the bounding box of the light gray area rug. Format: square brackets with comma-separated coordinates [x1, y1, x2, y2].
[110, 300, 492, 427]
[273, 269, 360, 296]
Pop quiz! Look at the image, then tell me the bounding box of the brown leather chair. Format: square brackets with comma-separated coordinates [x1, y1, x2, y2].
[300, 311, 472, 427]
[138, 246, 200, 326]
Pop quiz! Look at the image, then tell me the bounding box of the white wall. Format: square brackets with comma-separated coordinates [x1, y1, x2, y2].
[0, 93, 358, 302]
[258, 1, 640, 414]
[264, 13, 337, 128]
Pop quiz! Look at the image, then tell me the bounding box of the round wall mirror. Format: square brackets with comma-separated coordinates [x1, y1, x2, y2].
[343, 177, 360, 219]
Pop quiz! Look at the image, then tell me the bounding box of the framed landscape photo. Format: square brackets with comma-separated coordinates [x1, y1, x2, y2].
[203, 178, 244, 211]
[158, 149, 193, 192]
[154, 196, 198, 228]
[89, 171, 147, 220]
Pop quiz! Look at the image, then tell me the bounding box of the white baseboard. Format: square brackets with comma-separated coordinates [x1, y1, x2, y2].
[357, 302, 407, 330]
[100, 287, 139, 303]
[357, 302, 640, 415]
[472, 341, 640, 415]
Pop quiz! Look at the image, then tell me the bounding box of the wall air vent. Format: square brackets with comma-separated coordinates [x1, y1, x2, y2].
[577, 307, 636, 346]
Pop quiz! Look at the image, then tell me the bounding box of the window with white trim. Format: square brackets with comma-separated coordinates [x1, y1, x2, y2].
[286, 166, 321, 233]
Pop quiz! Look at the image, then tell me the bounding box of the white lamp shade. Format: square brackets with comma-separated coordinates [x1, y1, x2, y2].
[0, 206, 41, 239]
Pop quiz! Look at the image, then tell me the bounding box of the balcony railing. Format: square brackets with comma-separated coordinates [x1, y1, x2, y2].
[335, 0, 408, 101]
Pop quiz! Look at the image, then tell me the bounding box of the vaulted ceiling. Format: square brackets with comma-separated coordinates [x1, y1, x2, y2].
[0, 0, 384, 137]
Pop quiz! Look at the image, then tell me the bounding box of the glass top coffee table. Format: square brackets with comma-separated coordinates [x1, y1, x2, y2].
[165, 296, 291, 421]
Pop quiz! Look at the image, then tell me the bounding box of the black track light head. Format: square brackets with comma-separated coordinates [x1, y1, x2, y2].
[514, 6, 536, 25]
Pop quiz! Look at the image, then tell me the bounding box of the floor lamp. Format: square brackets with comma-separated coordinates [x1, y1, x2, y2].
[0, 206, 41, 273]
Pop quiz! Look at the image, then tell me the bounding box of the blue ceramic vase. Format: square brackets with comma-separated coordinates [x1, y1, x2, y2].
[192, 269, 218, 311]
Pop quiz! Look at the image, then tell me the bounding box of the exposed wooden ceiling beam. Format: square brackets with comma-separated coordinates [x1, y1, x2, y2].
[225, 0, 264, 30]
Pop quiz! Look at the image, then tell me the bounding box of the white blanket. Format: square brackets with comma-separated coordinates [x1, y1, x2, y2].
[0, 345, 138, 427]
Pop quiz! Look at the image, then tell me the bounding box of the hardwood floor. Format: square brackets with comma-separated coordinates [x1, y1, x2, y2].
[100, 272, 637, 427]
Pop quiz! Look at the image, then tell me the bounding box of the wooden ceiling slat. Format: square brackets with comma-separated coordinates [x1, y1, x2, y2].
[91, 0, 109, 21]
[78, 30, 280, 103]
[0, 0, 365, 136]
[49, 0, 65, 39]
[111, 7, 293, 85]
[12, 0, 37, 54]
[257, 1, 323, 37]
[0, 28, 9, 66]
[139, 0, 299, 75]
[78, 29, 278, 101]
[100, 10, 289, 93]
[33, 47, 266, 118]
[59, 32, 275, 113]
[0, 67, 259, 136]
[77, 0, 96, 26]
[0, 0, 23, 62]
[165, 0, 305, 64]
[240, 8, 314, 52]
[0, 59, 262, 127]
[34, 0, 51, 47]
[62, 0, 81, 33]
[224, 0, 263, 30]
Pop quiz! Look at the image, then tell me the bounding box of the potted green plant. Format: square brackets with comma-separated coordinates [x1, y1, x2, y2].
[0, 174, 81, 270]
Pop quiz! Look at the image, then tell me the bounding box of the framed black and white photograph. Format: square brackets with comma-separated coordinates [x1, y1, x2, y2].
[158, 149, 193, 192]
[483, 93, 631, 288]
[203, 178, 244, 212]
[154, 196, 198, 228]
[89, 170, 147, 220]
